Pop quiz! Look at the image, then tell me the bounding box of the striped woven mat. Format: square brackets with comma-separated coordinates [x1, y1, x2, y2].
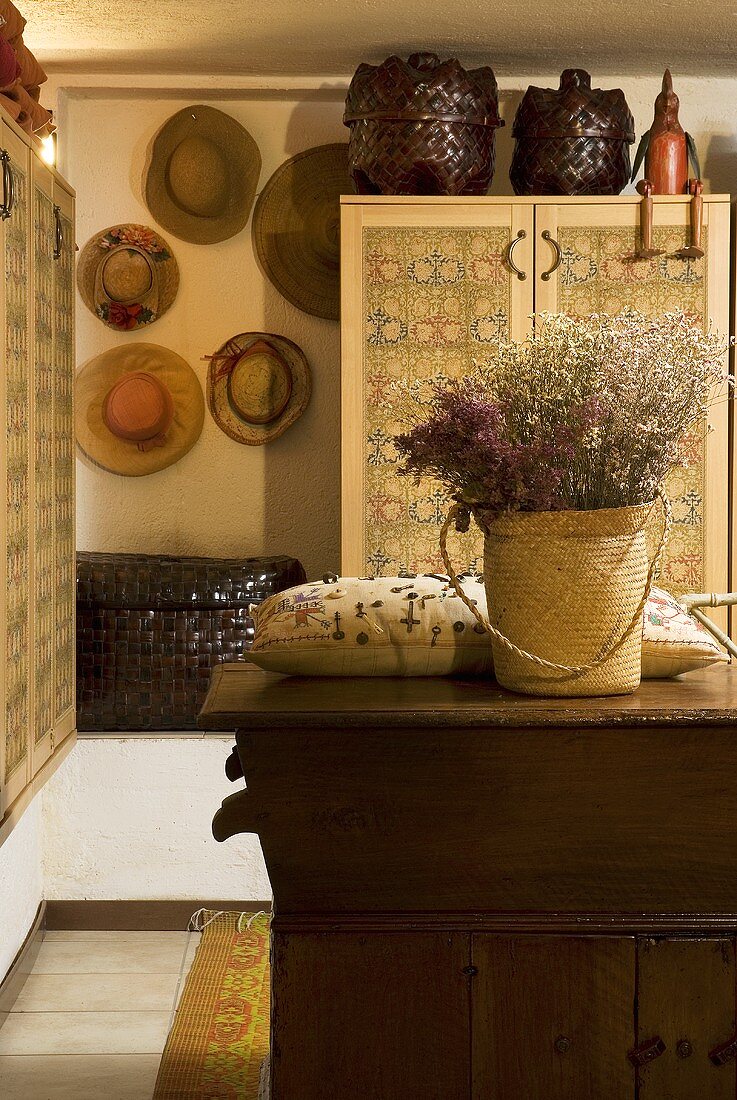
[153, 911, 271, 1100]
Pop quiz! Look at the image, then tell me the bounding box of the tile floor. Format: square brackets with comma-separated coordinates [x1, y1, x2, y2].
[0, 930, 199, 1100]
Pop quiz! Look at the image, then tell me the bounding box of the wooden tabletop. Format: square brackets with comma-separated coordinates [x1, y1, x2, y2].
[198, 662, 737, 730]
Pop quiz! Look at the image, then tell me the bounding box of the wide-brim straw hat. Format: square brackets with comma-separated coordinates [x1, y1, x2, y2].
[145, 105, 261, 244]
[77, 224, 179, 331]
[207, 332, 311, 446]
[252, 143, 352, 321]
[76, 343, 204, 476]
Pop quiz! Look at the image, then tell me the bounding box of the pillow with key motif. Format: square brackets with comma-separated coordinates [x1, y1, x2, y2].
[247, 574, 494, 676]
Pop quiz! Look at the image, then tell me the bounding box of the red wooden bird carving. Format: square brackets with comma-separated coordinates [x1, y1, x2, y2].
[631, 70, 700, 194]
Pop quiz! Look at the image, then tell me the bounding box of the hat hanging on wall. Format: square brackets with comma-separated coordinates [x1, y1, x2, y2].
[145, 104, 261, 244]
[75, 343, 204, 476]
[252, 143, 352, 322]
[77, 224, 179, 331]
[206, 332, 312, 446]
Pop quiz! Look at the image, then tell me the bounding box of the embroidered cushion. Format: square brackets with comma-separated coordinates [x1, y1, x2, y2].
[248, 578, 726, 680]
[247, 575, 493, 676]
[641, 586, 727, 678]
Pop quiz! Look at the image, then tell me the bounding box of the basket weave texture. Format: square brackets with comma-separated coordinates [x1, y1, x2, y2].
[76, 552, 305, 730]
[510, 69, 635, 196]
[344, 52, 503, 196]
[479, 503, 654, 697]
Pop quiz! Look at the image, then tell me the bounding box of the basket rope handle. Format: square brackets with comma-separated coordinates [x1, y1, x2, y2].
[439, 488, 672, 676]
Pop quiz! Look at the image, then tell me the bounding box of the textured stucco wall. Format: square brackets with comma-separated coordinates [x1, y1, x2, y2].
[0, 797, 43, 978]
[63, 89, 345, 579]
[42, 739, 270, 901]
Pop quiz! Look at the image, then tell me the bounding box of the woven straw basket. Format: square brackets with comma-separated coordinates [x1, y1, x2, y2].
[441, 493, 671, 698]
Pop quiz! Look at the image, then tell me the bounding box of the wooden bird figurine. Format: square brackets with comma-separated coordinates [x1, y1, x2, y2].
[631, 70, 700, 194]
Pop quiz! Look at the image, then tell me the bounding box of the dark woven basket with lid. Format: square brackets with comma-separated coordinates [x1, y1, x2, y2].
[510, 69, 635, 195]
[343, 52, 503, 196]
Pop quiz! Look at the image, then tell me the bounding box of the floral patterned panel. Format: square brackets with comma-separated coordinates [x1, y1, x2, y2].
[555, 224, 709, 594]
[5, 156, 29, 784]
[33, 186, 54, 745]
[362, 226, 511, 576]
[54, 210, 74, 722]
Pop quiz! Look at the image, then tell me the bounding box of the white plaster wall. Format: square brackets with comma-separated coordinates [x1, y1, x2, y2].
[62, 88, 346, 579]
[0, 796, 43, 977]
[41, 739, 270, 901]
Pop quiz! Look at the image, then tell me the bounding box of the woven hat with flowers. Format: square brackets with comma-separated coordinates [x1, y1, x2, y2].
[77, 224, 179, 332]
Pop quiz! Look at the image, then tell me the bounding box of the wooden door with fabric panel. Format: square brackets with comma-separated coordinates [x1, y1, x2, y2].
[471, 934, 636, 1100]
[341, 197, 534, 577]
[29, 153, 56, 775]
[0, 120, 31, 819]
[50, 176, 75, 761]
[534, 196, 731, 627]
[636, 937, 737, 1098]
[271, 930, 472, 1100]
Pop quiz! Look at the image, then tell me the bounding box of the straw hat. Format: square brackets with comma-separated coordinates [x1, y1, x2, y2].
[76, 344, 204, 476]
[206, 332, 311, 446]
[145, 105, 261, 244]
[252, 143, 352, 321]
[77, 224, 179, 331]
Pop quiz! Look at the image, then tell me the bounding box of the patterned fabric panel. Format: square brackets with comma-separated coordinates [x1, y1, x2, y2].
[555, 225, 709, 594]
[362, 226, 511, 575]
[5, 155, 29, 783]
[33, 185, 54, 744]
[54, 210, 74, 722]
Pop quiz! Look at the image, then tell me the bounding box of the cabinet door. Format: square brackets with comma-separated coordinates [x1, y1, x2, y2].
[534, 198, 730, 619]
[637, 937, 736, 1099]
[50, 177, 75, 753]
[271, 931, 471, 1100]
[0, 121, 31, 818]
[341, 199, 534, 576]
[472, 935, 635, 1100]
[29, 155, 55, 774]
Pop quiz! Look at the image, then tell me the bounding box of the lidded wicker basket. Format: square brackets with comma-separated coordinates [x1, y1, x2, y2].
[510, 69, 635, 196]
[343, 52, 503, 196]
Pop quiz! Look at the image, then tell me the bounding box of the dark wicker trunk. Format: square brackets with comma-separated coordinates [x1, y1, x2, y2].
[76, 552, 305, 731]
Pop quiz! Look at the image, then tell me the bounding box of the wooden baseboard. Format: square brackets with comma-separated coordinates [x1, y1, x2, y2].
[45, 899, 273, 931]
[0, 901, 45, 1025]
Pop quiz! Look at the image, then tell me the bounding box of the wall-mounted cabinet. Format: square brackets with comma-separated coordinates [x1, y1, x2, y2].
[340, 196, 730, 625]
[0, 107, 76, 839]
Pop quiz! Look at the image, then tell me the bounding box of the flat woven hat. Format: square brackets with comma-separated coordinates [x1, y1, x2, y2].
[206, 332, 311, 446]
[145, 105, 261, 244]
[252, 143, 352, 321]
[77, 224, 179, 331]
[76, 343, 204, 476]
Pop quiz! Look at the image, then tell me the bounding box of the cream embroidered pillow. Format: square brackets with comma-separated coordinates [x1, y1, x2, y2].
[248, 575, 493, 676]
[641, 586, 727, 678]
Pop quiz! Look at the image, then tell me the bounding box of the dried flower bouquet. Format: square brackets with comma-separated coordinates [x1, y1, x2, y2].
[394, 310, 730, 515]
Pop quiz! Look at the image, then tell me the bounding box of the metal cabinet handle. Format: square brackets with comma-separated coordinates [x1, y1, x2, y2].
[53, 203, 63, 260]
[628, 1036, 666, 1067]
[0, 150, 14, 220]
[541, 230, 562, 281]
[710, 1034, 737, 1066]
[504, 229, 527, 281]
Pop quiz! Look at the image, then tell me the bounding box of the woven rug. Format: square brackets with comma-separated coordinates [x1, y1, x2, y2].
[153, 911, 271, 1100]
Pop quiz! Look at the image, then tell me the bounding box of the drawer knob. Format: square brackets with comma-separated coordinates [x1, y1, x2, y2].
[676, 1039, 693, 1059]
[628, 1037, 666, 1067]
[710, 1035, 737, 1066]
[554, 1036, 571, 1054]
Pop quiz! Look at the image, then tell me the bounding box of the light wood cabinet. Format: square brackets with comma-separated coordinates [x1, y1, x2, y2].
[0, 109, 76, 838]
[340, 196, 731, 620]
